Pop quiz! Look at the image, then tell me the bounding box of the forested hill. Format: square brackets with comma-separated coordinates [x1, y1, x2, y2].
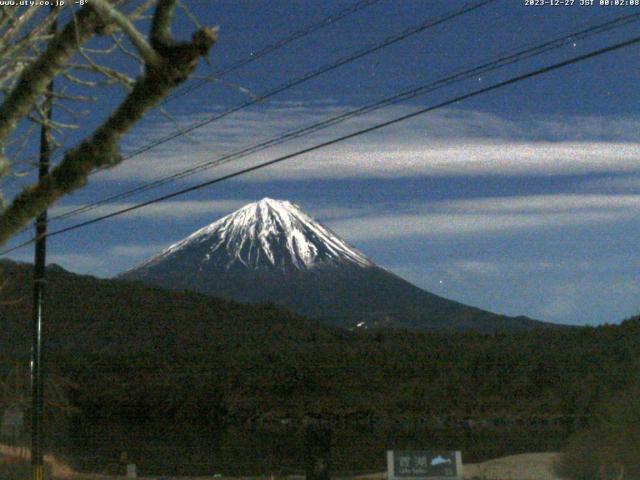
[0, 259, 337, 357]
[1, 259, 639, 423]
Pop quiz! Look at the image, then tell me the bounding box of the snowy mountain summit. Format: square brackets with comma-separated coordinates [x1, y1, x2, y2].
[122, 198, 551, 333]
[135, 198, 373, 274]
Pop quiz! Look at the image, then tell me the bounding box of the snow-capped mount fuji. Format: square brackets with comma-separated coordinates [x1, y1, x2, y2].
[138, 198, 373, 274]
[121, 198, 553, 333]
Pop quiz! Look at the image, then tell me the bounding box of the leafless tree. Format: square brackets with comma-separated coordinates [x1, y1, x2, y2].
[0, 0, 217, 246]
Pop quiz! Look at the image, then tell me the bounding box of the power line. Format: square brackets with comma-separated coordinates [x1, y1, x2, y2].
[161, 0, 385, 107]
[7, 0, 499, 239]
[0, 0, 383, 186]
[49, 11, 640, 223]
[107, 0, 498, 164]
[2, 30, 638, 256]
[9, 0, 497, 225]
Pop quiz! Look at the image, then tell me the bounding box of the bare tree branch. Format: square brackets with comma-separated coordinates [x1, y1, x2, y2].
[90, 0, 162, 65]
[78, 48, 136, 88]
[0, 6, 103, 144]
[150, 0, 177, 48]
[0, 1, 217, 244]
[128, 0, 159, 22]
[0, 7, 43, 51]
[61, 72, 98, 88]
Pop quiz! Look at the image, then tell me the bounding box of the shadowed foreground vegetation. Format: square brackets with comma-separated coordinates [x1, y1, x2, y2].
[556, 382, 640, 480]
[1, 260, 639, 475]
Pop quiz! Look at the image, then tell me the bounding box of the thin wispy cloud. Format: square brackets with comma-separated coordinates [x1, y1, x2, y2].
[57, 193, 640, 240]
[102, 103, 640, 183]
[536, 279, 640, 322]
[109, 244, 170, 258]
[51, 199, 251, 221]
[8, 251, 106, 273]
[444, 256, 640, 279]
[8, 243, 176, 278]
[432, 194, 640, 213]
[315, 194, 640, 240]
[330, 210, 628, 240]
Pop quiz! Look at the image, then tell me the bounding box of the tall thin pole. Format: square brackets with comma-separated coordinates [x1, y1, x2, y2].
[31, 9, 56, 480]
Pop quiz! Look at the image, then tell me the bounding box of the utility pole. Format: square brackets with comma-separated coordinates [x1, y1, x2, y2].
[31, 9, 56, 480]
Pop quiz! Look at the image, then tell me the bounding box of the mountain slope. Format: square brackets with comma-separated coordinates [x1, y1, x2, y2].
[0, 259, 333, 358]
[132, 198, 372, 273]
[121, 198, 554, 333]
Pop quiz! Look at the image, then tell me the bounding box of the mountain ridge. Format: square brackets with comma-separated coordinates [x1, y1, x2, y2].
[121, 198, 558, 333]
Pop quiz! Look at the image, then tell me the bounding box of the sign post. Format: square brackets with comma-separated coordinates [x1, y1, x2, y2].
[387, 450, 463, 480]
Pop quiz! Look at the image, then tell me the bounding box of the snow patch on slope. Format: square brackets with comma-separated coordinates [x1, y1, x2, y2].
[139, 198, 373, 272]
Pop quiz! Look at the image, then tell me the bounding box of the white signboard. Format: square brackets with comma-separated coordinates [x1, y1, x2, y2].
[387, 450, 462, 480]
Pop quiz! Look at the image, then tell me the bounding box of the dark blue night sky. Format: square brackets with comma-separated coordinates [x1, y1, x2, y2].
[4, 0, 640, 325]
